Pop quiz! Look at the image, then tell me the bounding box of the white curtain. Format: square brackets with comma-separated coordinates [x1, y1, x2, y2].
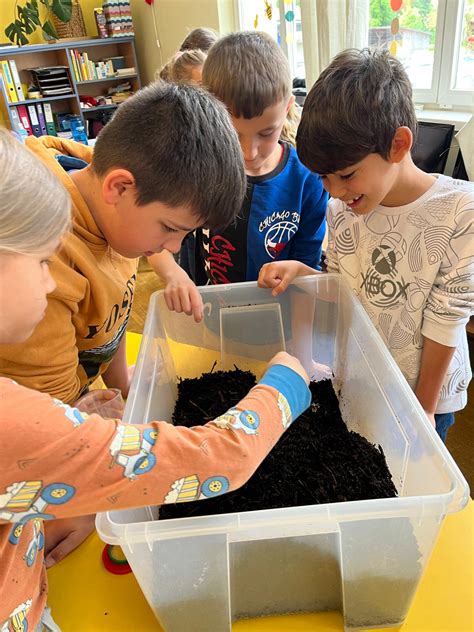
[301, 0, 370, 90]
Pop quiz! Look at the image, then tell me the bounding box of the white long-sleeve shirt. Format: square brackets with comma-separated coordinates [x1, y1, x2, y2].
[326, 174, 473, 413]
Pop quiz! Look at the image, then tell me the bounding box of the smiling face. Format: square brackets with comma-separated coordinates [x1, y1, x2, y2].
[0, 241, 59, 344]
[232, 98, 292, 177]
[320, 153, 399, 215]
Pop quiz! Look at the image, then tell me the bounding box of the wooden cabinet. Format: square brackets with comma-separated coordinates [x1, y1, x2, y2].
[0, 36, 141, 139]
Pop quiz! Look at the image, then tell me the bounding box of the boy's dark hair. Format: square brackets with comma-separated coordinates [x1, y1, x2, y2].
[202, 31, 291, 119]
[180, 27, 218, 53]
[297, 48, 418, 174]
[92, 82, 245, 231]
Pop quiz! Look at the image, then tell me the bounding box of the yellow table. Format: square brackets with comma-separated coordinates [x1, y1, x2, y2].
[47, 333, 473, 632]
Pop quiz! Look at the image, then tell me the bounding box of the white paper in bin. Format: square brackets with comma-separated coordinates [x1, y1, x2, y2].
[219, 302, 285, 371]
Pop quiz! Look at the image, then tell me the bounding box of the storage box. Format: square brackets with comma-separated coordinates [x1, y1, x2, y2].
[97, 275, 469, 631]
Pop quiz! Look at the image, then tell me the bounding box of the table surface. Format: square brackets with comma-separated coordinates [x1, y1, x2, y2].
[47, 332, 473, 632]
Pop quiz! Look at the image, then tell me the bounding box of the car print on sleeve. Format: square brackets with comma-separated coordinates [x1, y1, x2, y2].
[164, 474, 230, 504]
[210, 408, 260, 435]
[0, 599, 32, 632]
[109, 426, 158, 480]
[0, 481, 75, 525]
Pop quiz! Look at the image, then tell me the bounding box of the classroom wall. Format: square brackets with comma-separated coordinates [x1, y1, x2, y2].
[130, 0, 236, 85]
[0, 0, 100, 45]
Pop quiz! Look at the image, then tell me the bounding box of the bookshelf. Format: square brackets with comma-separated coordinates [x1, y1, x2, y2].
[0, 36, 141, 139]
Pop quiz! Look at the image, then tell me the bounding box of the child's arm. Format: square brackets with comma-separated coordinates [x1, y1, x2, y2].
[288, 176, 328, 269]
[0, 353, 310, 522]
[324, 199, 340, 274]
[101, 334, 134, 399]
[258, 260, 318, 296]
[415, 337, 456, 426]
[418, 189, 474, 419]
[148, 251, 204, 322]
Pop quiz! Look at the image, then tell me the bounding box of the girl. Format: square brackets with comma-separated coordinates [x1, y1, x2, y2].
[0, 129, 310, 631]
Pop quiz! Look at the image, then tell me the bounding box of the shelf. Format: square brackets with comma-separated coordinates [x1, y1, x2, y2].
[0, 37, 135, 57]
[75, 74, 137, 85]
[81, 104, 118, 113]
[7, 93, 76, 107]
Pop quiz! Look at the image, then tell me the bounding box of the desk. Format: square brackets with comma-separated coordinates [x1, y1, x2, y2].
[47, 333, 473, 632]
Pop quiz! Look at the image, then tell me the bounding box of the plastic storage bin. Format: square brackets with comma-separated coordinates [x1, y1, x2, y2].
[97, 275, 469, 632]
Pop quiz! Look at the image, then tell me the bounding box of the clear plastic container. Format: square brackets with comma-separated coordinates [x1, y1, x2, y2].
[97, 275, 469, 632]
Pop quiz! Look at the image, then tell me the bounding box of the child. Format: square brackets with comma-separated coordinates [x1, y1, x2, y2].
[0, 81, 246, 406]
[0, 129, 311, 632]
[157, 49, 207, 85]
[258, 48, 474, 441]
[149, 31, 328, 323]
[158, 26, 217, 82]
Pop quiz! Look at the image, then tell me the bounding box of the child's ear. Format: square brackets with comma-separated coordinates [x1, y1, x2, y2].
[286, 94, 296, 113]
[102, 169, 136, 205]
[390, 126, 413, 163]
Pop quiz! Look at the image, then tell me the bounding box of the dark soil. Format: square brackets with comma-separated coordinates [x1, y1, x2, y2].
[160, 369, 397, 520]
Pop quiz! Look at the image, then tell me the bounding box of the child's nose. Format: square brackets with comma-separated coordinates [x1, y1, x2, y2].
[164, 235, 184, 255]
[325, 178, 346, 200]
[241, 139, 258, 161]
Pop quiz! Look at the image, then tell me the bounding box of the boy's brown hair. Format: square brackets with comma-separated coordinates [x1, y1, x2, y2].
[92, 81, 245, 231]
[203, 31, 291, 119]
[297, 48, 418, 175]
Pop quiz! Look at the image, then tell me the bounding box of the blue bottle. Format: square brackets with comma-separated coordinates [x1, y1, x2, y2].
[70, 116, 89, 145]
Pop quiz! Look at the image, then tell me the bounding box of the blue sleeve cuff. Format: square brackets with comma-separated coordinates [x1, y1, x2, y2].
[259, 364, 311, 422]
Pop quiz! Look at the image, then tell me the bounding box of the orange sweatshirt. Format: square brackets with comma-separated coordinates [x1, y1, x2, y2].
[0, 137, 138, 404]
[0, 365, 310, 629]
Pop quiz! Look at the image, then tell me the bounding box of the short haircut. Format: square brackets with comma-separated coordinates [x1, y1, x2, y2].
[92, 81, 245, 231]
[180, 27, 218, 53]
[203, 31, 291, 119]
[0, 129, 70, 256]
[297, 48, 418, 174]
[170, 49, 206, 84]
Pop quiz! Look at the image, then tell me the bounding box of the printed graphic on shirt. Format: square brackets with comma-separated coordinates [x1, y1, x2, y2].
[109, 426, 158, 480]
[277, 393, 292, 428]
[52, 399, 87, 427]
[359, 233, 409, 308]
[0, 481, 75, 525]
[211, 408, 260, 435]
[164, 474, 230, 504]
[80, 273, 136, 379]
[1, 599, 32, 632]
[8, 519, 45, 568]
[259, 211, 300, 259]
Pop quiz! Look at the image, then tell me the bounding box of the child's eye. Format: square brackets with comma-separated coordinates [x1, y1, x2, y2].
[162, 224, 178, 233]
[341, 171, 355, 180]
[259, 130, 275, 138]
[41, 259, 51, 266]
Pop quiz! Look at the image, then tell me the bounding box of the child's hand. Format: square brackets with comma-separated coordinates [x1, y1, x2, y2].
[258, 261, 314, 297]
[267, 351, 310, 385]
[44, 514, 96, 568]
[164, 269, 204, 322]
[424, 410, 436, 428]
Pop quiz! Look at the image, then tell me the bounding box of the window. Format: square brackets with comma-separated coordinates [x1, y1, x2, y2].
[236, 0, 305, 80]
[369, 0, 473, 107]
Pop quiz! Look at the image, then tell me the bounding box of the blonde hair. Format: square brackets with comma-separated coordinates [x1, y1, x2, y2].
[157, 49, 206, 85]
[280, 102, 301, 147]
[180, 27, 217, 53]
[0, 129, 71, 256]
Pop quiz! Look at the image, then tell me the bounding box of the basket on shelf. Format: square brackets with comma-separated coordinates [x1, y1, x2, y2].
[52, 1, 87, 39]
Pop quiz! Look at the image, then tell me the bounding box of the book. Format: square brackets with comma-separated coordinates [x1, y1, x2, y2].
[43, 102, 57, 136]
[27, 104, 41, 136]
[16, 105, 33, 135]
[0, 60, 18, 102]
[8, 59, 25, 100]
[36, 103, 47, 135]
[10, 106, 24, 135]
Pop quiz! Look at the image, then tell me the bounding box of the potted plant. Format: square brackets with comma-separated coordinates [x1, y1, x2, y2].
[5, 0, 73, 46]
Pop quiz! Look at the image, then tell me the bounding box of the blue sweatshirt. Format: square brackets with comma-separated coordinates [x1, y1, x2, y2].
[184, 142, 328, 285]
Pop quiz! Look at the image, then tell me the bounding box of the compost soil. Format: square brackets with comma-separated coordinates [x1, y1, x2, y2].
[160, 368, 397, 520]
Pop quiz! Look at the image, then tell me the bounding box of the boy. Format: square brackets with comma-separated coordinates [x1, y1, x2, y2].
[150, 31, 328, 322]
[0, 82, 245, 406]
[258, 48, 473, 441]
